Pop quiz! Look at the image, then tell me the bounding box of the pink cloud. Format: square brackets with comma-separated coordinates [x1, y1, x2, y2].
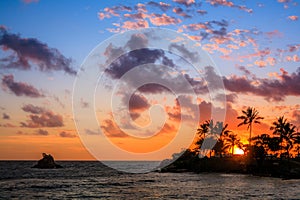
[149, 13, 181, 26]
[183, 23, 209, 31]
[288, 15, 298, 21]
[254, 60, 267, 67]
[122, 20, 149, 30]
[173, 0, 195, 7]
[265, 30, 283, 38]
[21, 104, 64, 128]
[208, 0, 252, 12]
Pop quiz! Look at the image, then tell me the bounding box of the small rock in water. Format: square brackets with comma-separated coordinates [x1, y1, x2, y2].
[32, 153, 63, 169]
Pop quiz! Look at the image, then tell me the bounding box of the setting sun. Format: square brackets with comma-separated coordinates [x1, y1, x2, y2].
[234, 147, 244, 155]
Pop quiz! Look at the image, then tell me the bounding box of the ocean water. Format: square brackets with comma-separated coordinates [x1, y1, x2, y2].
[1, 161, 300, 199]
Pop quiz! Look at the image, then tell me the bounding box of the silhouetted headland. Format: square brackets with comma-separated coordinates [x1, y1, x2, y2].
[32, 153, 62, 169]
[160, 149, 300, 179]
[161, 107, 300, 179]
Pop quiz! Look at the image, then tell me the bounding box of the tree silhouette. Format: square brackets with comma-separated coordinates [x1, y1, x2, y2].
[237, 107, 264, 146]
[195, 120, 210, 148]
[267, 137, 281, 155]
[224, 133, 243, 155]
[270, 116, 298, 158]
[283, 122, 297, 157]
[270, 116, 287, 152]
[252, 134, 270, 152]
[293, 131, 300, 157]
[196, 120, 231, 157]
[212, 122, 232, 157]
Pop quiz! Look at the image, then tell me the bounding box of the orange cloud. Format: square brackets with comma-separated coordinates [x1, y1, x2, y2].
[208, 0, 252, 13]
[173, 0, 195, 7]
[288, 15, 298, 21]
[122, 20, 149, 30]
[149, 13, 181, 26]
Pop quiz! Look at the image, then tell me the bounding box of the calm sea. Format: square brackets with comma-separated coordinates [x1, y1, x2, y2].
[0, 161, 300, 199]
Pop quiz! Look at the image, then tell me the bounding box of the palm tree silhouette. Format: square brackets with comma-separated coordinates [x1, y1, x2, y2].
[270, 116, 297, 158]
[196, 120, 231, 157]
[212, 122, 231, 157]
[224, 133, 243, 155]
[270, 116, 287, 146]
[293, 130, 300, 157]
[252, 133, 270, 151]
[237, 107, 264, 146]
[195, 120, 210, 148]
[282, 122, 297, 157]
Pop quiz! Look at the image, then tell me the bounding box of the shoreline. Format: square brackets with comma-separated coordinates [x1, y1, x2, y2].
[159, 154, 300, 179]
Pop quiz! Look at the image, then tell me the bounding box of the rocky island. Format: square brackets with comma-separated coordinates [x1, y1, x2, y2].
[32, 153, 62, 169]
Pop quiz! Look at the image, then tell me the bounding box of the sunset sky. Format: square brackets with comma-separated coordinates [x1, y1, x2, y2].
[0, 0, 299, 161]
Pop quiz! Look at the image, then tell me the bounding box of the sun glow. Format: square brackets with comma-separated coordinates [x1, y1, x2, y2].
[234, 147, 244, 155]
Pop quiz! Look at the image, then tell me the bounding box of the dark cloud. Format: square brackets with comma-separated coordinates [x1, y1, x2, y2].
[22, 104, 45, 114]
[197, 10, 207, 15]
[223, 67, 300, 101]
[147, 1, 171, 11]
[138, 83, 171, 94]
[21, 104, 64, 128]
[120, 93, 151, 120]
[100, 119, 128, 137]
[2, 113, 10, 120]
[288, 44, 300, 52]
[166, 96, 239, 126]
[225, 93, 238, 103]
[183, 73, 208, 94]
[0, 27, 76, 75]
[2, 74, 44, 98]
[128, 93, 150, 111]
[183, 19, 229, 41]
[127, 93, 151, 120]
[173, 7, 192, 18]
[237, 66, 252, 76]
[169, 43, 200, 63]
[105, 48, 172, 79]
[215, 93, 238, 103]
[125, 33, 148, 50]
[59, 131, 76, 138]
[104, 43, 125, 64]
[85, 128, 99, 135]
[204, 66, 224, 90]
[36, 129, 49, 136]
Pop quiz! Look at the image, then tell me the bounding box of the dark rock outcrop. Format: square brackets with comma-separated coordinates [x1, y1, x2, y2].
[32, 153, 62, 169]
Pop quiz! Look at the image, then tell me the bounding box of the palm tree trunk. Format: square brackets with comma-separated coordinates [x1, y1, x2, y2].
[249, 123, 252, 146]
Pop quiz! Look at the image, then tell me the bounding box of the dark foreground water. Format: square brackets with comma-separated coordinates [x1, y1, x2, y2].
[1, 161, 300, 199]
